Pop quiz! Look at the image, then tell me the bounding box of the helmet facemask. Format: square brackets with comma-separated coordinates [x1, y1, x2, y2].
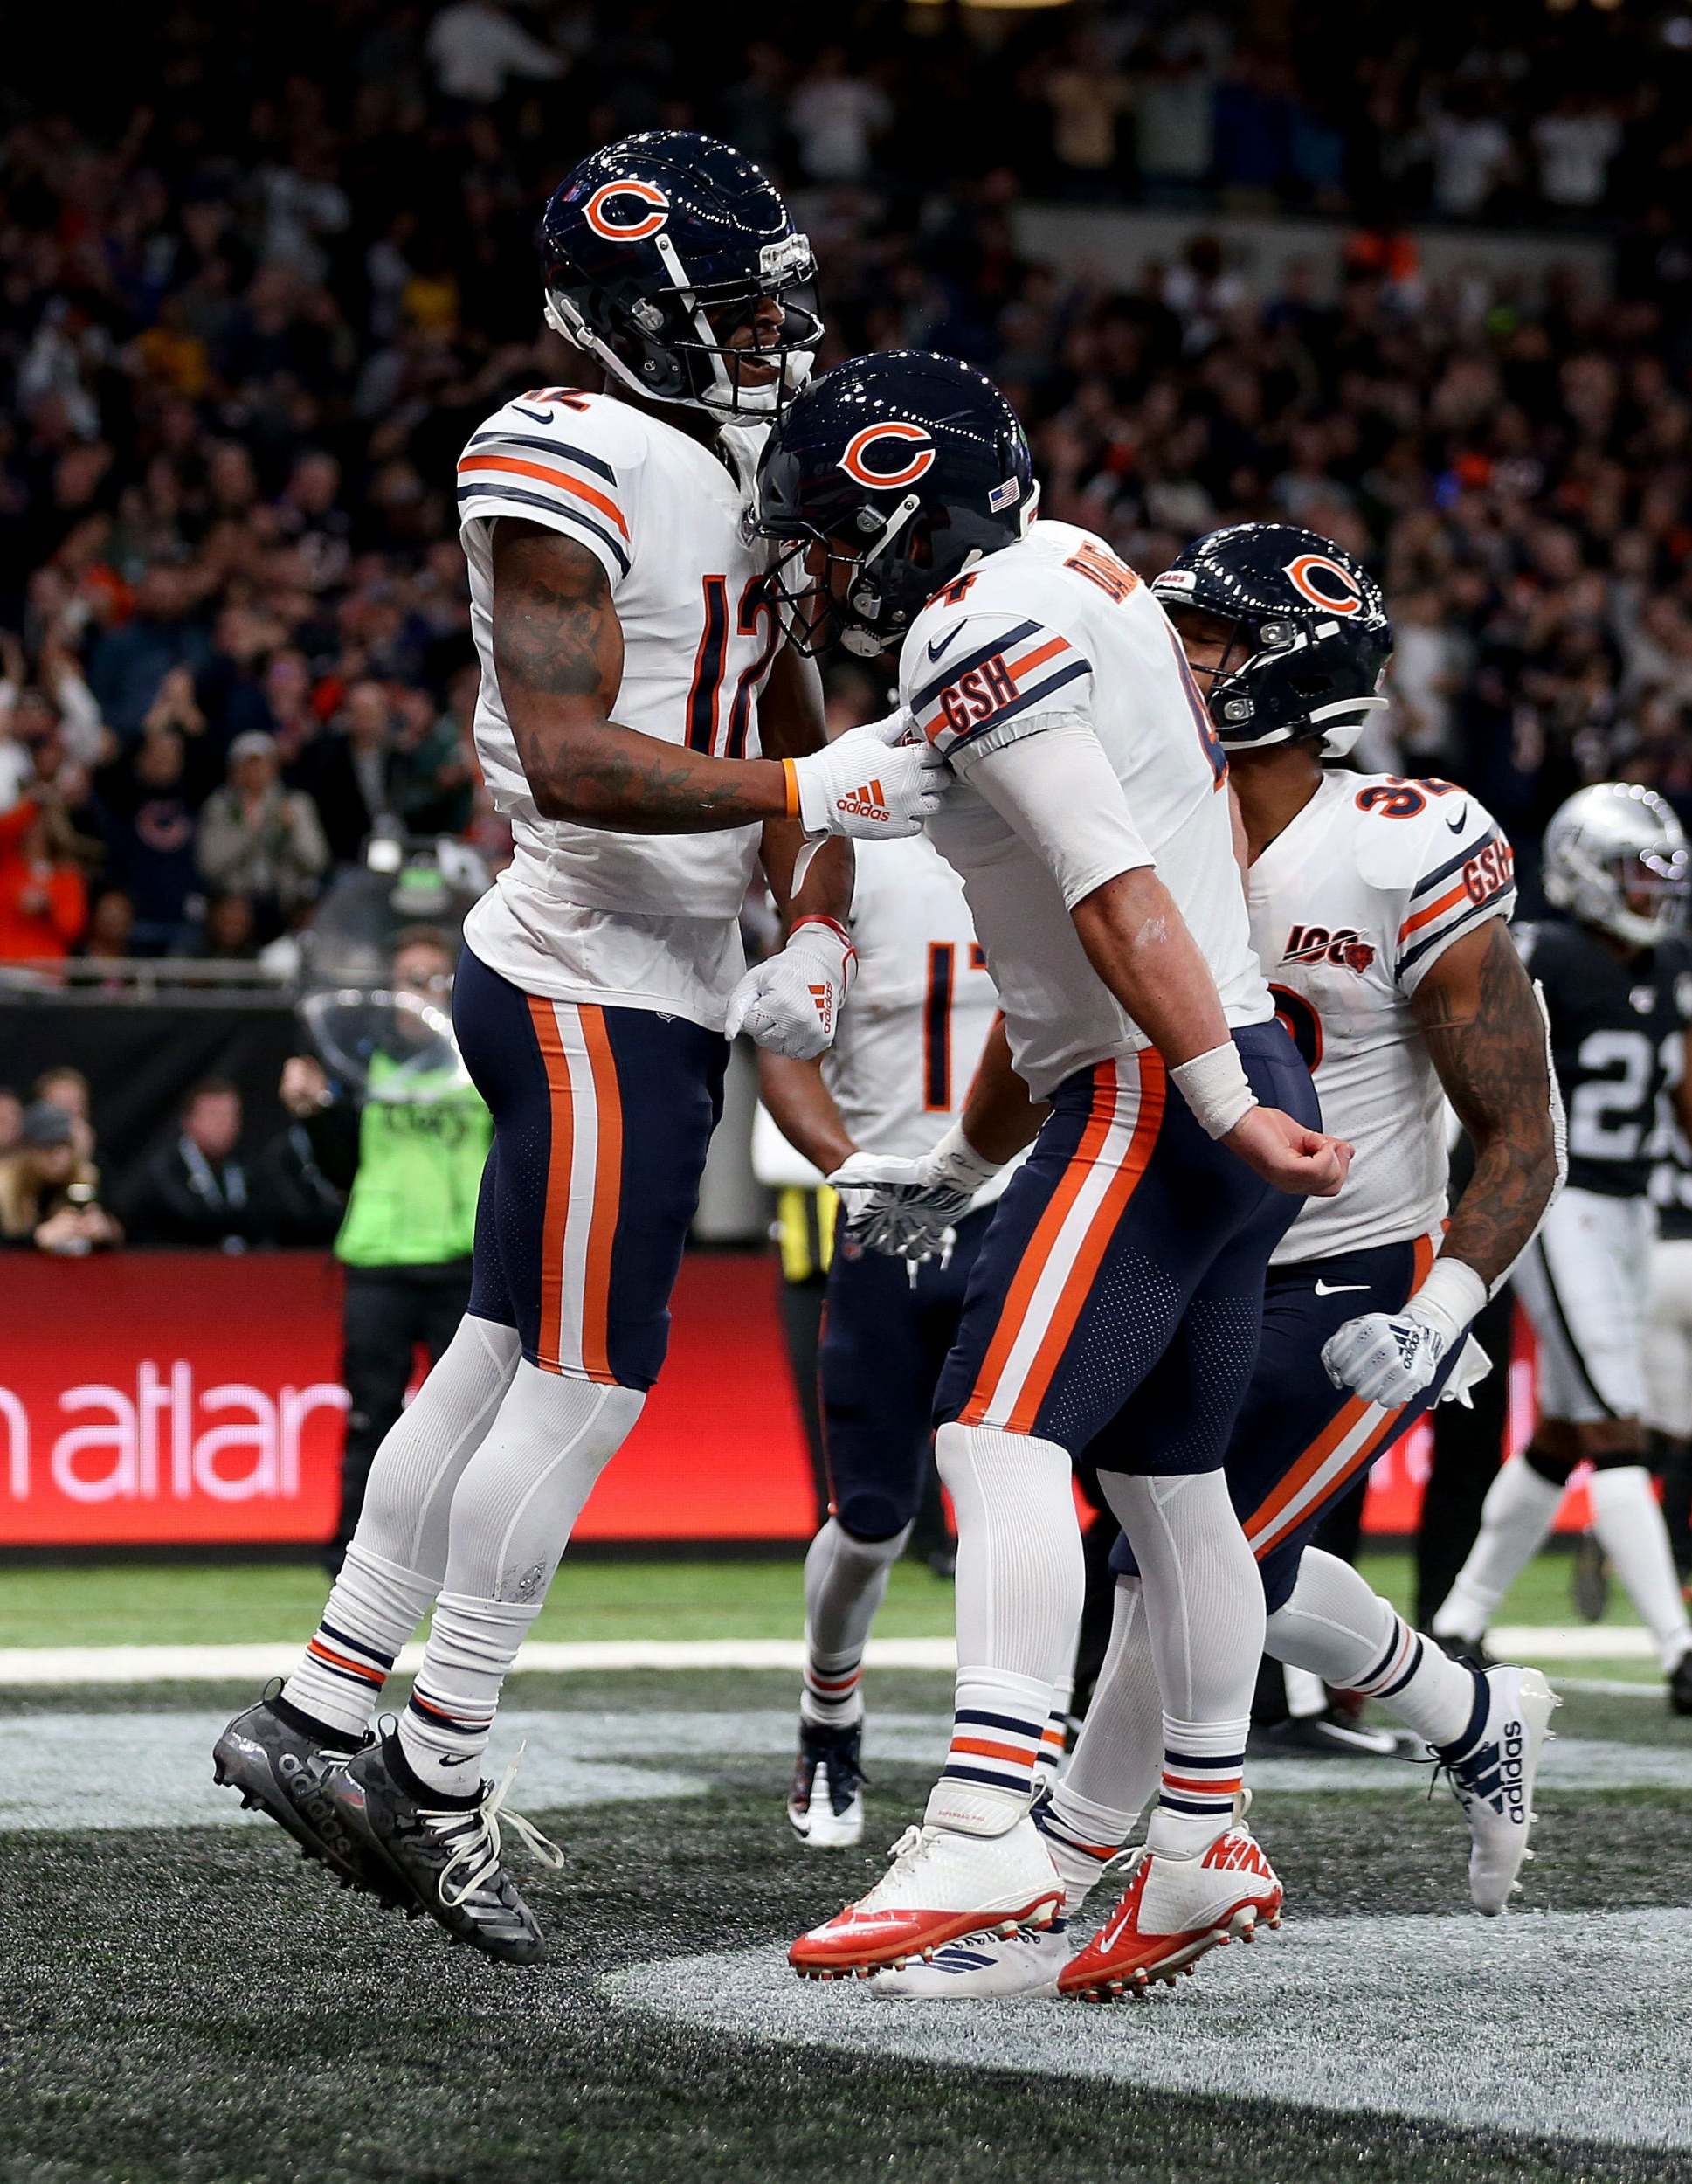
[760, 495, 928, 660]
[1550, 842, 1689, 949]
[1164, 600, 1389, 758]
[545, 228, 821, 420]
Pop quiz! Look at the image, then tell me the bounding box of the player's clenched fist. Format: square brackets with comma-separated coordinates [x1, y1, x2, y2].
[1224, 1106, 1353, 1198]
[724, 915, 857, 1059]
[785, 710, 949, 841]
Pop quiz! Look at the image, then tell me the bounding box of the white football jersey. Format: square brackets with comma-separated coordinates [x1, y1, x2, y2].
[825, 833, 1000, 1158]
[458, 387, 780, 1028]
[901, 520, 1271, 1102]
[1249, 769, 1517, 1263]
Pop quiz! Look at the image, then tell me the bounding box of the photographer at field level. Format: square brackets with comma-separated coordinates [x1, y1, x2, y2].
[280, 926, 491, 1570]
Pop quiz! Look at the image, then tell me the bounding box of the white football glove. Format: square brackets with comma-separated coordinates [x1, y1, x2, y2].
[1320, 1311, 1447, 1409]
[829, 1123, 1003, 1265]
[786, 710, 949, 841]
[724, 916, 855, 1059]
[1320, 1258, 1488, 1409]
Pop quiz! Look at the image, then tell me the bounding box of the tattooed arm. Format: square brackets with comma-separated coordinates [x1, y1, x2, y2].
[754, 640, 853, 932]
[490, 519, 790, 832]
[1412, 917, 1563, 1289]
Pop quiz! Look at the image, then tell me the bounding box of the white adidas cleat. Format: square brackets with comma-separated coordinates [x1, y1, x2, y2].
[787, 1719, 865, 1849]
[789, 1814, 1064, 1980]
[870, 1923, 1073, 1999]
[1441, 1663, 1559, 1915]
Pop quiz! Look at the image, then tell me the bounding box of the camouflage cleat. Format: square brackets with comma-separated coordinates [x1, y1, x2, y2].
[212, 1697, 409, 1907]
[327, 1733, 565, 1965]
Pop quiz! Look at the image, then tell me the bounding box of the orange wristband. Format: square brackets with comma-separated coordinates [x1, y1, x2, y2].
[781, 757, 801, 819]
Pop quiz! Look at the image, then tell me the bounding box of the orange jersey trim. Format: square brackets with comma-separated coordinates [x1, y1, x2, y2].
[456, 453, 630, 541]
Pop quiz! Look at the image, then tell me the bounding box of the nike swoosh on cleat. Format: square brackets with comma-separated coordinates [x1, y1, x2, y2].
[927, 625, 966, 663]
[1446, 806, 1469, 833]
[1313, 1280, 1371, 1296]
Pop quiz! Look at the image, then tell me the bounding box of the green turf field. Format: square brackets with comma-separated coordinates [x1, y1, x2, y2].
[3, 1554, 1689, 2182]
[0, 1545, 1657, 1666]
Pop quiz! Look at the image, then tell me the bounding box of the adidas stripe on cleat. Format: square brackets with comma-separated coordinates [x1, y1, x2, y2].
[211, 1697, 410, 1908]
[789, 1814, 1063, 1979]
[1057, 1820, 1283, 2002]
[1436, 1663, 1558, 1915]
[870, 1923, 1071, 1998]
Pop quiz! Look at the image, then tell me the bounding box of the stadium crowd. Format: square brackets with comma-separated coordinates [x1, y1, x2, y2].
[4, 2, 1692, 1206]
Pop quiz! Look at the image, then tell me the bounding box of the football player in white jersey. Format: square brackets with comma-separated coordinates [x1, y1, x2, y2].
[213, 133, 946, 1962]
[754, 354, 1351, 1992]
[1433, 785, 1692, 1711]
[761, 832, 1046, 1849]
[872, 523, 1567, 2001]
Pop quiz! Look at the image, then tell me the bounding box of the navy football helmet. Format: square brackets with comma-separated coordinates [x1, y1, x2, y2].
[754, 350, 1037, 658]
[541, 130, 821, 418]
[1150, 523, 1392, 757]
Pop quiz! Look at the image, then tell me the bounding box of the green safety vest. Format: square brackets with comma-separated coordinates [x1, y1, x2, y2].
[335, 1051, 492, 1269]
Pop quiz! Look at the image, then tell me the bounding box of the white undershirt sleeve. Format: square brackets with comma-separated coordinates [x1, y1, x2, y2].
[953, 714, 1153, 910]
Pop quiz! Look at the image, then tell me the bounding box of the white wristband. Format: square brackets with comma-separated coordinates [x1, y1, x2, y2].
[1405, 1255, 1488, 1346]
[926, 1119, 1005, 1194]
[1169, 1041, 1257, 1140]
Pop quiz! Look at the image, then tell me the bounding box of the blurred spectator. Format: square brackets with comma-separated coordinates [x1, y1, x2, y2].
[197, 732, 330, 938]
[198, 891, 261, 960]
[0, 1102, 120, 1255]
[1532, 97, 1622, 216]
[79, 888, 136, 962]
[789, 48, 890, 184]
[121, 1078, 260, 1251]
[93, 728, 218, 954]
[293, 681, 397, 865]
[0, 1089, 23, 1157]
[1427, 91, 1514, 220]
[33, 1066, 95, 1163]
[0, 797, 86, 960]
[425, 1, 563, 102]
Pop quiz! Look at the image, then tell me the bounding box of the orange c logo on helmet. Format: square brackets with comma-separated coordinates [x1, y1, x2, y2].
[583, 180, 670, 242]
[1285, 552, 1364, 615]
[839, 422, 936, 491]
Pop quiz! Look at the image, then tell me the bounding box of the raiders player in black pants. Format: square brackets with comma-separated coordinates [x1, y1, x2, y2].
[1433, 782, 1692, 1711]
[1644, 1068, 1692, 1579]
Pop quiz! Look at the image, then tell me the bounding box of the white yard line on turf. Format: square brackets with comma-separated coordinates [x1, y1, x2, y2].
[0, 1623, 1656, 1687]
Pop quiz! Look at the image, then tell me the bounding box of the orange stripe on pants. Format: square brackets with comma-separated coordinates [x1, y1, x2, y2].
[578, 1006, 623, 1383]
[1006, 1054, 1165, 1434]
[528, 996, 575, 1375]
[958, 1061, 1120, 1429]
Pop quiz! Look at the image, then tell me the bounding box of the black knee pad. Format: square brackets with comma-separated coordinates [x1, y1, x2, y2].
[832, 1492, 918, 1544]
[1588, 1445, 1650, 1475]
[1523, 1441, 1578, 1489]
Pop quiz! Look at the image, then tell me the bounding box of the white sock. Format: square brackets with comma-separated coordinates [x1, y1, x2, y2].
[925, 1422, 1083, 1835]
[1267, 1547, 1480, 1752]
[397, 1363, 643, 1796]
[280, 1315, 521, 1739]
[1588, 1467, 1692, 1671]
[800, 1518, 911, 1728]
[1050, 1575, 1161, 1888]
[1101, 1469, 1260, 1857]
[1433, 1456, 1564, 1641]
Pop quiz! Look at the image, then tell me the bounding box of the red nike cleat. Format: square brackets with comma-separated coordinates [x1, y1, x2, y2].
[1058, 1827, 1283, 2002]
